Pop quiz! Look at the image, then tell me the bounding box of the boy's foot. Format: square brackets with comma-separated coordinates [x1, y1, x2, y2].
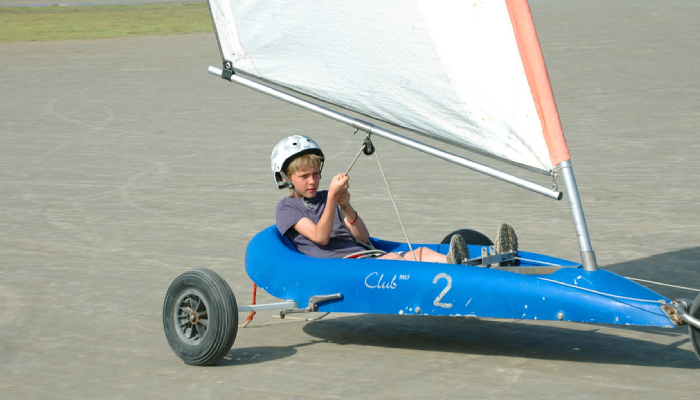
[494, 223, 518, 266]
[446, 234, 469, 264]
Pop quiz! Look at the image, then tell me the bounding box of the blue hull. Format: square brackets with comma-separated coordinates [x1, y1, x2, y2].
[246, 226, 675, 327]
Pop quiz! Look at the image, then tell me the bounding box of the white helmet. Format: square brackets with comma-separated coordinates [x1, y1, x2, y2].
[271, 135, 325, 189]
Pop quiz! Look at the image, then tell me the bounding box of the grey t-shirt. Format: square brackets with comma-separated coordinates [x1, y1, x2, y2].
[276, 190, 366, 258]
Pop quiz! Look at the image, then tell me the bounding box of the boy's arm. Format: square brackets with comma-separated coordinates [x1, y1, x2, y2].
[340, 203, 370, 243]
[293, 174, 348, 246]
[293, 202, 338, 246]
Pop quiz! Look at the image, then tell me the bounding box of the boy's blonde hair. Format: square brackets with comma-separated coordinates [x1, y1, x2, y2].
[285, 153, 324, 178]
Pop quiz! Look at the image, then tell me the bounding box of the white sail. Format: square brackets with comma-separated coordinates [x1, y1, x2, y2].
[208, 0, 570, 173]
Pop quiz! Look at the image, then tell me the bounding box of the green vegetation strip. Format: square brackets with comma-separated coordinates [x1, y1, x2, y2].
[0, 3, 213, 42]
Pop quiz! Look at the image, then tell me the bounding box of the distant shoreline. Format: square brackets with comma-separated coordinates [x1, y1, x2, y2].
[0, 3, 211, 42]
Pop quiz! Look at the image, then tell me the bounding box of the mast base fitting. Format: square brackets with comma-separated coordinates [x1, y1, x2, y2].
[580, 250, 598, 271]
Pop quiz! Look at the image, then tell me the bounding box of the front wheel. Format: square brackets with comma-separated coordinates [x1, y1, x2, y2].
[690, 292, 700, 361]
[440, 228, 493, 246]
[163, 268, 238, 366]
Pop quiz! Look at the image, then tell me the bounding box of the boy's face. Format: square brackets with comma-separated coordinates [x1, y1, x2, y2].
[288, 167, 321, 198]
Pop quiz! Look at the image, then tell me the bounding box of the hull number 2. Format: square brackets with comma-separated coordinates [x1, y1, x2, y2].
[433, 273, 453, 308]
[364, 271, 453, 310]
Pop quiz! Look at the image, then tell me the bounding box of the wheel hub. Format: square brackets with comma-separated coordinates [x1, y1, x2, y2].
[189, 311, 199, 324]
[173, 289, 209, 345]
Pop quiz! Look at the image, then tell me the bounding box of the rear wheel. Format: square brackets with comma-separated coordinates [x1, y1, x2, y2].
[441, 229, 493, 246]
[163, 268, 238, 366]
[690, 292, 700, 361]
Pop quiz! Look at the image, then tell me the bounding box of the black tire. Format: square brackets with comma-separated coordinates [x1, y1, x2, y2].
[163, 268, 238, 366]
[689, 292, 700, 361]
[440, 229, 493, 246]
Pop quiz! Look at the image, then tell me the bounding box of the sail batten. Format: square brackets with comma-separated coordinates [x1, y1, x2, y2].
[209, 0, 570, 172]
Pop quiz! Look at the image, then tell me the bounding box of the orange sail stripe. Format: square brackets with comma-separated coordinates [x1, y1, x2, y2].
[505, 0, 570, 166]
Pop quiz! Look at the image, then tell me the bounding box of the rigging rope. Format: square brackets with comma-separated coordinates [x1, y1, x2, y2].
[339, 142, 377, 251]
[624, 277, 700, 293]
[345, 144, 366, 176]
[343, 137, 417, 261]
[536, 277, 666, 303]
[372, 147, 417, 261]
[517, 256, 700, 293]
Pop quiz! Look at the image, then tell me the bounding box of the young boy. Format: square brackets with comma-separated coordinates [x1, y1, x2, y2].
[272, 135, 515, 263]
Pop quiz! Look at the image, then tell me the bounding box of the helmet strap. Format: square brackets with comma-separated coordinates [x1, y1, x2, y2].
[279, 170, 307, 199]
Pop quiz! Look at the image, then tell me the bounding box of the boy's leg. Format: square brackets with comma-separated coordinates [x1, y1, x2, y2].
[377, 252, 404, 260]
[402, 247, 449, 262]
[376, 243, 465, 263]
